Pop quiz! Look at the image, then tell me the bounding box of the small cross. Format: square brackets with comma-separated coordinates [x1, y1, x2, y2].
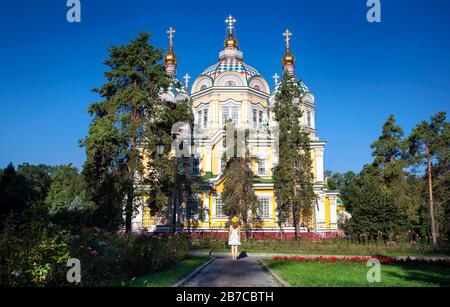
[225, 15, 237, 34]
[184, 73, 191, 89]
[273, 73, 280, 86]
[283, 29, 292, 49]
[167, 27, 176, 48]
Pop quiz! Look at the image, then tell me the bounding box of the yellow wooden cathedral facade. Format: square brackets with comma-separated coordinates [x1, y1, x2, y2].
[132, 16, 346, 238]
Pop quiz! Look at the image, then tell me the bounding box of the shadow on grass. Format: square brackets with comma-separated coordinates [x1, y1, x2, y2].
[265, 260, 450, 287]
[382, 263, 450, 286]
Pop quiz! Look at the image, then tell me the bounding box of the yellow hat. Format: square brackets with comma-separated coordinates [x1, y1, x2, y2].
[231, 216, 239, 223]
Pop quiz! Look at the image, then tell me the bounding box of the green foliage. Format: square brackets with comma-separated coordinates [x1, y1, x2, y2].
[82, 32, 169, 231]
[325, 171, 357, 211]
[0, 220, 191, 287]
[343, 165, 409, 241]
[273, 71, 315, 236]
[0, 163, 53, 226]
[82, 32, 193, 231]
[370, 115, 407, 184]
[0, 218, 71, 287]
[222, 126, 259, 235]
[335, 113, 449, 243]
[408, 111, 449, 243]
[45, 165, 94, 228]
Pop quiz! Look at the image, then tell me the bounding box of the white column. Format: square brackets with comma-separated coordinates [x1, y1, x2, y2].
[315, 147, 324, 182]
[205, 147, 212, 173]
[330, 196, 337, 226]
[315, 194, 326, 224]
[203, 194, 210, 223]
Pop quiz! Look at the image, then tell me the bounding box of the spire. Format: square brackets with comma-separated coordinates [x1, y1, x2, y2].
[164, 27, 177, 77]
[282, 28, 295, 76]
[224, 15, 238, 49]
[220, 15, 243, 60]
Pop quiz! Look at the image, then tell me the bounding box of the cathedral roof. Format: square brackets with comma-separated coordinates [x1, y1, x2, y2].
[202, 58, 260, 80]
[272, 78, 311, 96]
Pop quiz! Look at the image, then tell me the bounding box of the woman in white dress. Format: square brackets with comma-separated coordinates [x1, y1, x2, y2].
[228, 216, 241, 260]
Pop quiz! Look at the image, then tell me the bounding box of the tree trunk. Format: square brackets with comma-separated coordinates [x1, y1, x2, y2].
[171, 157, 178, 234]
[293, 207, 299, 241]
[293, 180, 299, 240]
[426, 144, 438, 246]
[125, 187, 134, 232]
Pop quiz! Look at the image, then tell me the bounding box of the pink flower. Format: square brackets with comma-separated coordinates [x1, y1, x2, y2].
[90, 250, 99, 256]
[80, 245, 85, 249]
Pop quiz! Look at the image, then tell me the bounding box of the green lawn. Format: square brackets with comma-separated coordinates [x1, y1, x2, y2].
[263, 260, 450, 287]
[119, 257, 210, 287]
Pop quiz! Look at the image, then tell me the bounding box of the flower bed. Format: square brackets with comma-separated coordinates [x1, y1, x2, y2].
[272, 255, 450, 267]
[0, 222, 191, 287]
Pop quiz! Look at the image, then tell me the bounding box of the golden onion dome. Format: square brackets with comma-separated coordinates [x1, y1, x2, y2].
[164, 49, 177, 65]
[224, 33, 239, 49]
[282, 49, 295, 66]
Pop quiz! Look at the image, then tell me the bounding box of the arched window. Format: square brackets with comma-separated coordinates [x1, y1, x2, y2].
[254, 85, 261, 91]
[200, 85, 207, 91]
[225, 80, 236, 87]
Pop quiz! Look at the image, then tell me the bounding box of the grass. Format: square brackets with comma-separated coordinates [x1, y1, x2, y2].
[192, 239, 450, 257]
[119, 257, 210, 287]
[263, 260, 450, 287]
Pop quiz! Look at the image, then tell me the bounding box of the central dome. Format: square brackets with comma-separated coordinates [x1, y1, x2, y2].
[202, 58, 260, 80]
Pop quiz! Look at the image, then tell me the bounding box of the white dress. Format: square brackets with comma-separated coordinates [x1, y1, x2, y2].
[228, 227, 241, 246]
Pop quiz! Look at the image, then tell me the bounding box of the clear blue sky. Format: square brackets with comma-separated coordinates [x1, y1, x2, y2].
[0, 0, 449, 173]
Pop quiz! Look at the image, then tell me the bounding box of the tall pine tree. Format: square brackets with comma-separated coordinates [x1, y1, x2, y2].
[408, 111, 449, 245]
[221, 123, 259, 237]
[82, 32, 172, 232]
[273, 72, 315, 240]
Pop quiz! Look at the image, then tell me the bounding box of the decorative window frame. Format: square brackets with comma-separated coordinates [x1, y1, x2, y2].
[212, 193, 228, 220]
[193, 76, 213, 94]
[215, 73, 245, 87]
[257, 194, 273, 220]
[220, 99, 241, 126]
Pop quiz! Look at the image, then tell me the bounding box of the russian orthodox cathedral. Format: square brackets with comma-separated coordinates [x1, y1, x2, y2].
[132, 16, 347, 238]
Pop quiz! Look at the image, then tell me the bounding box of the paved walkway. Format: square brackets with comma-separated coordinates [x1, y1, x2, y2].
[186, 256, 280, 287]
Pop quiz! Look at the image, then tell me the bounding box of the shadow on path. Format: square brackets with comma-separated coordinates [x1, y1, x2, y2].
[186, 257, 279, 287]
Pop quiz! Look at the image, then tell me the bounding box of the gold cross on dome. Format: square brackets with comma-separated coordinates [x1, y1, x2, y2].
[167, 27, 176, 48]
[283, 29, 292, 49]
[225, 15, 237, 34]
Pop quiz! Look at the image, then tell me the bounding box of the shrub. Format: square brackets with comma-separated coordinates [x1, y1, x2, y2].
[0, 222, 191, 287]
[0, 219, 72, 287]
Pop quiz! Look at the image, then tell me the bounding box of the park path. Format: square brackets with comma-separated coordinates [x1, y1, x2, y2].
[186, 256, 280, 287]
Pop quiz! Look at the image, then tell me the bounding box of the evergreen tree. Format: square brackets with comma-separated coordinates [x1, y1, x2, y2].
[325, 171, 357, 212]
[0, 163, 32, 225]
[45, 165, 93, 228]
[142, 97, 193, 222]
[344, 165, 408, 242]
[82, 32, 172, 232]
[370, 115, 418, 229]
[221, 124, 259, 237]
[370, 115, 407, 184]
[273, 72, 315, 239]
[408, 111, 449, 245]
